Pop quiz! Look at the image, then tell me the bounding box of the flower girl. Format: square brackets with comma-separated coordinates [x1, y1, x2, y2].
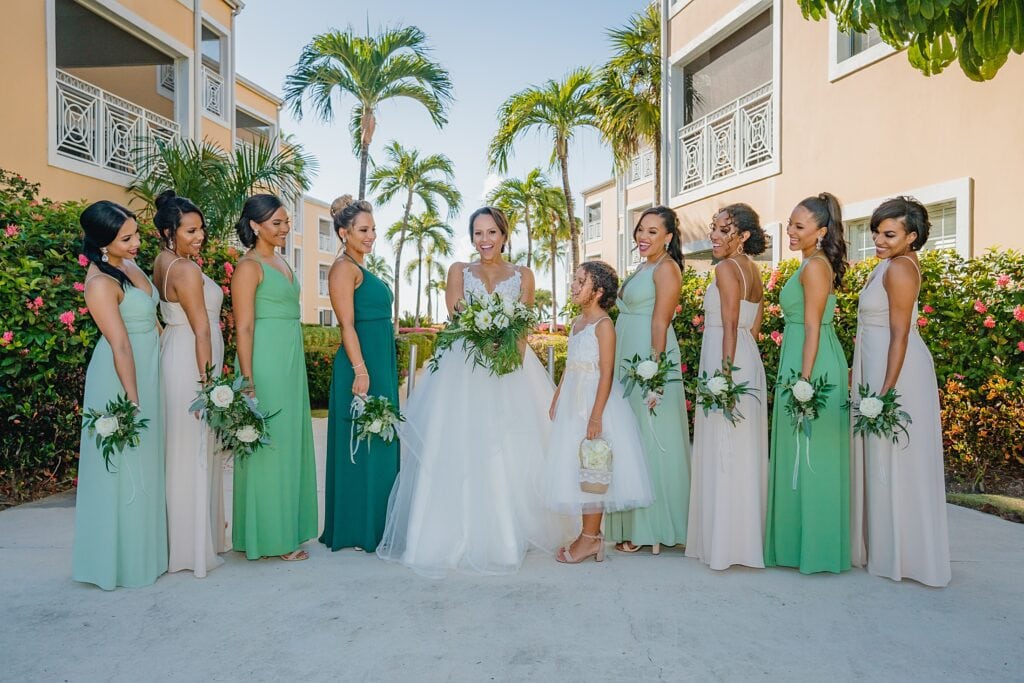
[545, 261, 653, 564]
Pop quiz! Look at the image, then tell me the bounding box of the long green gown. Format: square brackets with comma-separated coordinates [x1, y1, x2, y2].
[764, 258, 851, 573]
[232, 263, 318, 559]
[320, 263, 399, 551]
[605, 264, 691, 547]
[73, 275, 166, 589]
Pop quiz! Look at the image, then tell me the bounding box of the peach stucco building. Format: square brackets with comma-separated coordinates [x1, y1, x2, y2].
[585, 0, 1024, 270]
[1, 0, 336, 324]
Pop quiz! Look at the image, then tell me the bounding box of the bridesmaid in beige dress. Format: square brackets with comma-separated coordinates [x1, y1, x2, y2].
[850, 196, 951, 587]
[153, 190, 227, 577]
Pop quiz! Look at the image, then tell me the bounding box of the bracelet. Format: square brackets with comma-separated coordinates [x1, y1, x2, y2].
[588, 417, 600, 423]
[356, 372, 369, 378]
[352, 361, 366, 370]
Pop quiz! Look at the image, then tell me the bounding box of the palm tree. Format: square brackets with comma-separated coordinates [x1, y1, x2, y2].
[283, 25, 454, 199]
[486, 168, 548, 269]
[425, 276, 447, 323]
[391, 211, 453, 324]
[364, 253, 393, 286]
[531, 186, 572, 330]
[594, 3, 662, 202]
[488, 68, 597, 272]
[130, 136, 316, 240]
[406, 255, 447, 323]
[369, 141, 461, 326]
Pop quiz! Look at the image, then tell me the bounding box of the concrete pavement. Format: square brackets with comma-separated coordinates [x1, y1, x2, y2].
[1, 419, 1022, 681]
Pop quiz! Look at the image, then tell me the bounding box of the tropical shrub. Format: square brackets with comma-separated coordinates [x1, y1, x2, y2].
[528, 333, 569, 384]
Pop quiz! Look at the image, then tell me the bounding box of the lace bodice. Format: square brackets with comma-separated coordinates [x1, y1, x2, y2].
[463, 266, 522, 303]
[565, 319, 605, 374]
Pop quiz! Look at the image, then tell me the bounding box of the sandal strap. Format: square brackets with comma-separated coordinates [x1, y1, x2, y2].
[580, 532, 603, 540]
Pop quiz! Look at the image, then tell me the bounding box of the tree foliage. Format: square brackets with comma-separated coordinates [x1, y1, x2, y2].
[799, 0, 1024, 81]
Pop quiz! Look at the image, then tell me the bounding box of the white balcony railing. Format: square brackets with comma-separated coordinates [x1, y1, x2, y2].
[55, 69, 179, 177]
[677, 80, 774, 195]
[628, 149, 655, 185]
[202, 65, 225, 118]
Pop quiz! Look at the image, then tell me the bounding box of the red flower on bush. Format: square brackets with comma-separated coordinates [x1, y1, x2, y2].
[1014, 305, 1024, 323]
[917, 316, 929, 327]
[59, 310, 75, 332]
[26, 296, 44, 311]
[680, 363, 688, 373]
[5, 224, 19, 237]
[78, 254, 89, 267]
[0, 331, 12, 346]
[974, 300, 988, 314]
[1017, 341, 1024, 353]
[983, 316, 996, 329]
[78, 307, 88, 315]
[770, 330, 783, 346]
[73, 282, 85, 292]
[996, 274, 1012, 288]
[674, 304, 682, 314]
[922, 304, 934, 314]
[221, 285, 230, 295]
[224, 262, 234, 277]
[690, 314, 703, 327]
[766, 269, 780, 291]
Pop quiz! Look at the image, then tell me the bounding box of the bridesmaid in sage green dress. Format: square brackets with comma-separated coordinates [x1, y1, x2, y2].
[764, 192, 851, 574]
[607, 206, 691, 554]
[73, 201, 167, 589]
[320, 196, 399, 552]
[230, 195, 318, 561]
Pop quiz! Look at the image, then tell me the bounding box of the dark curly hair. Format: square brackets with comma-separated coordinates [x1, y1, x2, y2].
[579, 261, 619, 311]
[235, 194, 283, 248]
[870, 196, 931, 251]
[331, 194, 373, 238]
[717, 203, 766, 256]
[797, 192, 847, 289]
[153, 189, 207, 250]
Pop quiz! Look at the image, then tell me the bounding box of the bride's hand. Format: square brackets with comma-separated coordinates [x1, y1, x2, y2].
[548, 399, 557, 421]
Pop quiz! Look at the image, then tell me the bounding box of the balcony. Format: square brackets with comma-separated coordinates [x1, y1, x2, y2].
[677, 80, 774, 196]
[157, 64, 226, 120]
[55, 69, 179, 177]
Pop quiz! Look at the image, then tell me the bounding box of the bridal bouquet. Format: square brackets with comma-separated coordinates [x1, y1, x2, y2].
[620, 352, 680, 416]
[190, 366, 277, 458]
[82, 394, 150, 472]
[693, 359, 757, 426]
[849, 384, 912, 443]
[429, 293, 537, 376]
[780, 370, 835, 488]
[349, 394, 404, 463]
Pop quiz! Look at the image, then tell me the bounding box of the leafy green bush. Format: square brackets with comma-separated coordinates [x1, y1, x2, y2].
[528, 333, 568, 384]
[397, 332, 436, 379]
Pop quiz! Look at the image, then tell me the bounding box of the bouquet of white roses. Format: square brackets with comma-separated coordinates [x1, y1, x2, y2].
[82, 393, 150, 472]
[849, 384, 912, 443]
[780, 370, 835, 488]
[190, 366, 278, 458]
[693, 359, 757, 426]
[349, 394, 404, 463]
[620, 352, 680, 416]
[429, 293, 537, 376]
[578, 437, 613, 494]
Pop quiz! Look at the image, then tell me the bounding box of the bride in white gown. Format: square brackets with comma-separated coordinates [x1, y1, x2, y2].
[376, 207, 567, 577]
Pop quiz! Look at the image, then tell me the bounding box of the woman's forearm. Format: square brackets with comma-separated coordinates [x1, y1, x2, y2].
[111, 340, 140, 404]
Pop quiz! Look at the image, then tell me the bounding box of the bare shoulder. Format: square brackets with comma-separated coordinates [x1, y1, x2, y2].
[448, 261, 468, 277]
[594, 316, 616, 341]
[516, 264, 536, 284]
[801, 256, 833, 284]
[714, 259, 741, 282]
[653, 257, 682, 285]
[883, 257, 920, 289]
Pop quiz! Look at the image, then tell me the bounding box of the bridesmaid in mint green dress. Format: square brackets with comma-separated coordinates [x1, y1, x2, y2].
[320, 197, 399, 552]
[230, 195, 318, 561]
[73, 201, 166, 589]
[764, 192, 851, 574]
[607, 206, 691, 554]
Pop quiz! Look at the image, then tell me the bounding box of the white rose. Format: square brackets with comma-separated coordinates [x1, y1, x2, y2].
[859, 396, 884, 419]
[235, 425, 260, 443]
[95, 415, 119, 437]
[502, 300, 516, 317]
[474, 310, 493, 329]
[210, 385, 235, 409]
[706, 375, 730, 396]
[368, 419, 383, 434]
[493, 313, 511, 329]
[791, 379, 815, 403]
[635, 360, 660, 380]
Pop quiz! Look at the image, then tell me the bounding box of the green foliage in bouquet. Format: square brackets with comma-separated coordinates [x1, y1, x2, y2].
[429, 294, 537, 376]
[620, 352, 680, 415]
[692, 360, 757, 426]
[350, 395, 404, 464]
[189, 366, 278, 458]
[849, 384, 912, 444]
[780, 370, 835, 439]
[81, 394, 150, 472]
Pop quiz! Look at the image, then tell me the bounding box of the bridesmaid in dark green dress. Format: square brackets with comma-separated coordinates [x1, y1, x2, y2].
[320, 196, 399, 552]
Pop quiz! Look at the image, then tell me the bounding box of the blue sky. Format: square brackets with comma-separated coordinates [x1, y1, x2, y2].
[235, 0, 649, 289]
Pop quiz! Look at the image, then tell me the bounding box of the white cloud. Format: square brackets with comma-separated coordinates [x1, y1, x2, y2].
[480, 173, 503, 202]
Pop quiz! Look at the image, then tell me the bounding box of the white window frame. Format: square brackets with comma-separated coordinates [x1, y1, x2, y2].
[667, 0, 781, 207]
[233, 102, 278, 149]
[318, 217, 334, 253]
[318, 308, 335, 327]
[293, 246, 302, 274]
[199, 17, 231, 126]
[318, 263, 331, 297]
[839, 177, 973, 258]
[585, 202, 602, 242]
[764, 221, 783, 266]
[827, 13, 897, 82]
[670, 0, 696, 19]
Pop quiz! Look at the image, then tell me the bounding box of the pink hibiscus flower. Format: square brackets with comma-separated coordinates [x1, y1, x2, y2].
[770, 330, 783, 346]
[983, 316, 996, 329]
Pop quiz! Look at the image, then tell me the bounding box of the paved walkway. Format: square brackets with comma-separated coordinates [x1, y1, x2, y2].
[1, 420, 1022, 681]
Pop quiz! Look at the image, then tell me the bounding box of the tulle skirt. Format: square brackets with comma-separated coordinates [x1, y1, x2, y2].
[544, 369, 653, 515]
[376, 343, 570, 578]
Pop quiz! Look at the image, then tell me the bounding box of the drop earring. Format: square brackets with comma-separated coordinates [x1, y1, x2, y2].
[169, 240, 176, 252]
[101, 247, 109, 263]
[816, 235, 823, 251]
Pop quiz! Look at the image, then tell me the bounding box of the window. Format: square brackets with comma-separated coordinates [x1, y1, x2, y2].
[828, 15, 896, 81]
[201, 26, 222, 71]
[319, 309, 335, 326]
[837, 27, 882, 63]
[318, 264, 330, 297]
[319, 217, 333, 252]
[200, 25, 226, 119]
[293, 247, 302, 274]
[585, 203, 602, 242]
[846, 200, 959, 262]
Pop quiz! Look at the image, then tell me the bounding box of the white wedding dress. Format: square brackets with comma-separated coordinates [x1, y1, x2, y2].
[376, 267, 568, 577]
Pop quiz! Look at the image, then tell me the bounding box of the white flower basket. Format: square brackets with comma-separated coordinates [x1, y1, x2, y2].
[578, 437, 613, 494]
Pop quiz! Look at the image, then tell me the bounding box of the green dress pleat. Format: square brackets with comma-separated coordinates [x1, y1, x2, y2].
[232, 263, 318, 559]
[605, 265, 691, 547]
[72, 277, 167, 590]
[320, 264, 400, 551]
[764, 260, 851, 574]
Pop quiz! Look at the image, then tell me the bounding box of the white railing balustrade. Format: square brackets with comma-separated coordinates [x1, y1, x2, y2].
[56, 69, 179, 177]
[628, 149, 655, 184]
[203, 65, 225, 118]
[678, 81, 774, 195]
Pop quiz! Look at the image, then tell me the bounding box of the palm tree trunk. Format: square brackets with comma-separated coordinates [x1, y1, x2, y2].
[653, 128, 662, 205]
[358, 142, 370, 200]
[426, 280, 433, 322]
[524, 207, 534, 269]
[550, 218, 558, 332]
[392, 190, 415, 328]
[556, 141, 579, 272]
[415, 244, 424, 324]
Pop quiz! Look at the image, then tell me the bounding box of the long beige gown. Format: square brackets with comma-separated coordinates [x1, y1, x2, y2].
[851, 257, 951, 587]
[160, 259, 227, 576]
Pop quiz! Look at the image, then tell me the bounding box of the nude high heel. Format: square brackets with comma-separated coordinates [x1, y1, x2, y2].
[652, 543, 661, 555]
[556, 532, 605, 564]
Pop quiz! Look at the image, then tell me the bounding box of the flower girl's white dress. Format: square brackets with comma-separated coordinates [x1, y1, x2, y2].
[376, 267, 567, 578]
[544, 318, 653, 515]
